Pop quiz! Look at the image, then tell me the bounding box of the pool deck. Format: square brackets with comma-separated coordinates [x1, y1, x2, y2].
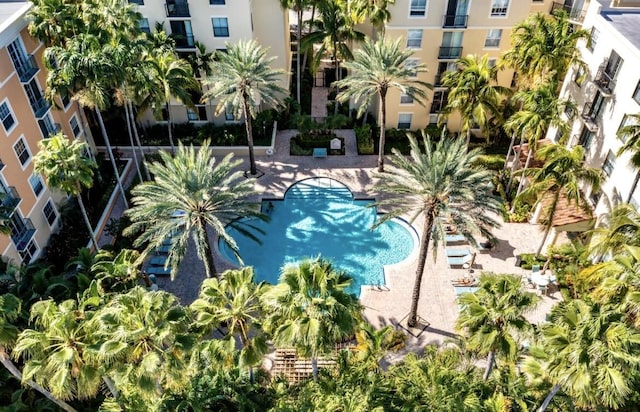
[148, 129, 563, 356]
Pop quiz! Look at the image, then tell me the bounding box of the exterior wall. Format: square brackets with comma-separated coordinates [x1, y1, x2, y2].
[381, 0, 555, 131]
[0, 6, 92, 265]
[547, 0, 640, 214]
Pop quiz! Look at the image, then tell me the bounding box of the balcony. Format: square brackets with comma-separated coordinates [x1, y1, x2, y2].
[442, 14, 468, 28]
[550, 2, 586, 23]
[16, 54, 39, 83]
[593, 63, 616, 96]
[165, 1, 190, 17]
[12, 218, 35, 252]
[31, 96, 51, 118]
[1, 186, 20, 211]
[581, 101, 600, 132]
[438, 46, 463, 59]
[172, 34, 195, 48]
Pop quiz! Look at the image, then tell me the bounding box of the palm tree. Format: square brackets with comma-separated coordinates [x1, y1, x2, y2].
[374, 133, 502, 327]
[456, 273, 540, 380]
[91, 249, 145, 292]
[124, 141, 266, 279]
[617, 113, 640, 202]
[261, 257, 362, 380]
[191, 267, 269, 381]
[280, 0, 307, 104]
[589, 202, 640, 258]
[335, 37, 431, 172]
[522, 299, 640, 411]
[501, 11, 588, 85]
[142, 50, 198, 154]
[33, 133, 99, 250]
[440, 54, 509, 145]
[516, 143, 602, 257]
[202, 40, 287, 176]
[27, 0, 84, 47]
[367, 0, 396, 39]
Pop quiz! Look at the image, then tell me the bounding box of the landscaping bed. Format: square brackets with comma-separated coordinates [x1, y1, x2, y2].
[290, 132, 345, 156]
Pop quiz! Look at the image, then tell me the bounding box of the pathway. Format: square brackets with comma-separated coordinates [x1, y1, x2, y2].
[311, 86, 329, 118]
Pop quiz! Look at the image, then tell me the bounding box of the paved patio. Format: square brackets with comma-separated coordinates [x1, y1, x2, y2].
[139, 129, 562, 354]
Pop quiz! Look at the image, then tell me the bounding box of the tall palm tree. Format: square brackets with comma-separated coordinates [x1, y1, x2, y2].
[516, 144, 602, 257]
[191, 267, 269, 381]
[280, 0, 308, 105]
[367, 0, 396, 39]
[33, 133, 99, 250]
[142, 50, 198, 154]
[202, 40, 287, 176]
[261, 257, 362, 380]
[440, 54, 509, 145]
[374, 134, 502, 327]
[27, 0, 84, 47]
[91, 249, 145, 292]
[617, 113, 640, 202]
[589, 202, 640, 258]
[501, 11, 588, 85]
[335, 37, 431, 172]
[522, 299, 640, 411]
[124, 141, 266, 279]
[456, 273, 540, 380]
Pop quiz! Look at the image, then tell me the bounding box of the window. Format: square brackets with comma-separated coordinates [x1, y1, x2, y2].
[0, 101, 16, 132]
[43, 200, 58, 226]
[29, 174, 43, 197]
[564, 101, 575, 119]
[488, 58, 497, 68]
[19, 239, 38, 264]
[398, 113, 412, 129]
[212, 17, 229, 37]
[603, 150, 616, 177]
[210, 0, 225, 4]
[225, 104, 235, 121]
[400, 94, 414, 104]
[128, 0, 144, 4]
[70, 115, 81, 137]
[484, 29, 502, 48]
[490, 0, 509, 16]
[590, 190, 602, 207]
[409, 0, 427, 16]
[60, 93, 71, 109]
[587, 27, 599, 52]
[139, 18, 150, 33]
[618, 114, 636, 143]
[574, 66, 586, 87]
[431, 90, 449, 113]
[578, 127, 594, 150]
[187, 107, 200, 121]
[38, 114, 57, 138]
[13, 138, 30, 166]
[633, 80, 640, 105]
[407, 29, 423, 48]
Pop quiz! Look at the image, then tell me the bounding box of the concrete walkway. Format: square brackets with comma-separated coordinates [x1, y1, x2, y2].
[311, 86, 329, 118]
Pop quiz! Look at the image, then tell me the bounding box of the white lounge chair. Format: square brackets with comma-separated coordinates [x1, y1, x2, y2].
[446, 247, 472, 257]
[445, 234, 466, 244]
[447, 253, 474, 268]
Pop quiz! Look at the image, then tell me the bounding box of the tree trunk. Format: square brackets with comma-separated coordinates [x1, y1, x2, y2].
[510, 147, 533, 213]
[301, 4, 316, 75]
[504, 132, 517, 170]
[311, 357, 318, 381]
[166, 103, 175, 154]
[536, 191, 560, 258]
[0, 349, 78, 412]
[408, 210, 434, 327]
[124, 102, 143, 183]
[200, 221, 217, 278]
[507, 135, 525, 192]
[296, 5, 302, 104]
[627, 172, 640, 203]
[465, 128, 471, 146]
[95, 108, 128, 209]
[377, 91, 387, 173]
[333, 50, 340, 117]
[76, 102, 95, 161]
[538, 383, 561, 412]
[129, 102, 151, 180]
[102, 376, 118, 399]
[483, 350, 495, 380]
[242, 94, 258, 176]
[77, 193, 99, 251]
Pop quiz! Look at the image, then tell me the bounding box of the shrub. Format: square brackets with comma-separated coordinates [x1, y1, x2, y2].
[289, 133, 345, 155]
[474, 154, 506, 170]
[355, 124, 374, 155]
[519, 253, 546, 270]
[506, 201, 532, 223]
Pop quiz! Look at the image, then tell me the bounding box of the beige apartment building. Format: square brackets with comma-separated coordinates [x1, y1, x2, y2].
[381, 0, 589, 132]
[130, 0, 290, 126]
[0, 1, 94, 265]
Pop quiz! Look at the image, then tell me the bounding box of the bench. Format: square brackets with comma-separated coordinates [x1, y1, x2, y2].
[312, 148, 327, 158]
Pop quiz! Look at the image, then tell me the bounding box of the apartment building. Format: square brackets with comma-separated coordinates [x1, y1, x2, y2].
[381, 0, 590, 132]
[548, 0, 640, 213]
[0, 1, 94, 265]
[130, 0, 290, 125]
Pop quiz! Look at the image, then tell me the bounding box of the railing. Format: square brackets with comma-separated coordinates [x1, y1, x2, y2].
[31, 96, 51, 118]
[172, 34, 195, 48]
[15, 54, 39, 83]
[438, 46, 463, 59]
[581, 101, 600, 131]
[12, 218, 35, 252]
[593, 62, 616, 95]
[442, 14, 468, 28]
[1, 186, 20, 211]
[550, 2, 586, 23]
[165, 1, 190, 17]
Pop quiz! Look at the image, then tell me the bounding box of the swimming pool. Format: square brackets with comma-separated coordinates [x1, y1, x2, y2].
[218, 177, 417, 296]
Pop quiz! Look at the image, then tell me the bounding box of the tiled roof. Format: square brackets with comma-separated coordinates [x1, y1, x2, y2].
[540, 192, 593, 228]
[512, 138, 552, 169]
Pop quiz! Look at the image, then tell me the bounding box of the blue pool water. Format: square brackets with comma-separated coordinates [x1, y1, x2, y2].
[218, 178, 416, 296]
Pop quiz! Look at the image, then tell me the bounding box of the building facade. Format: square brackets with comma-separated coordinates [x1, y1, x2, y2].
[548, 0, 640, 214]
[130, 0, 291, 126]
[381, 0, 590, 132]
[0, 1, 94, 265]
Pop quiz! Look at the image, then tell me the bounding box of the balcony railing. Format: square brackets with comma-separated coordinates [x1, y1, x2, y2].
[31, 96, 51, 118]
[442, 14, 468, 28]
[165, 1, 190, 17]
[593, 62, 616, 96]
[12, 218, 35, 252]
[550, 2, 586, 23]
[172, 34, 195, 48]
[438, 46, 463, 59]
[581, 101, 600, 132]
[16, 55, 39, 83]
[1, 186, 20, 211]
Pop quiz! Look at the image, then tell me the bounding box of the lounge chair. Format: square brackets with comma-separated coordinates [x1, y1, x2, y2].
[146, 266, 172, 276]
[148, 255, 168, 266]
[446, 247, 472, 257]
[156, 244, 170, 254]
[445, 233, 466, 244]
[447, 253, 474, 268]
